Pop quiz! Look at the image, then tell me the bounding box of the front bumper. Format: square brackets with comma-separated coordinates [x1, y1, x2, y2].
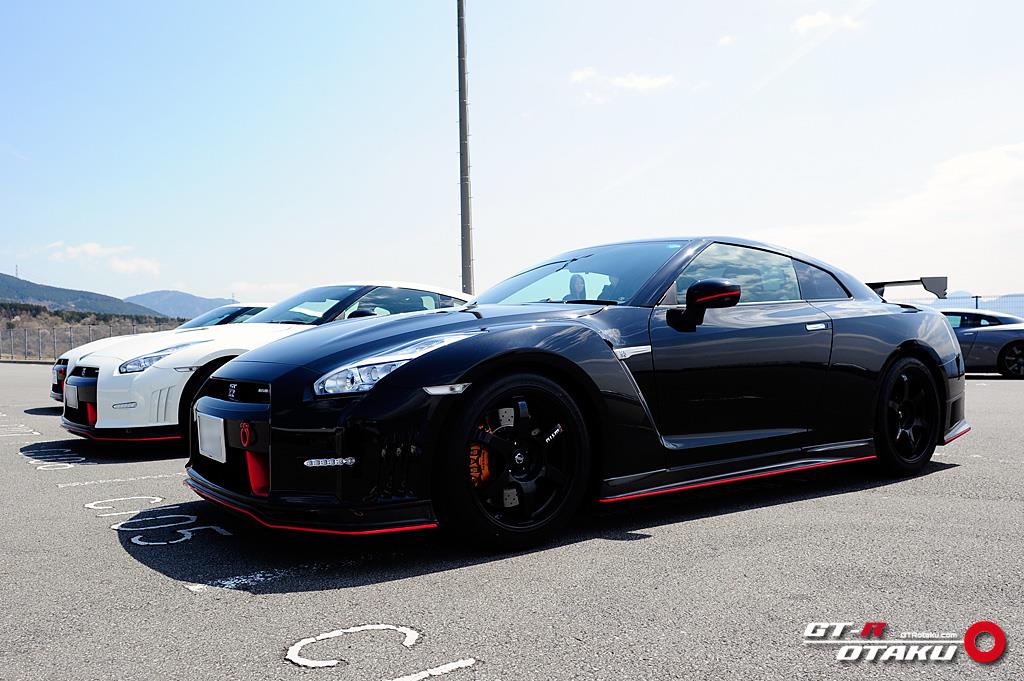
[61, 372, 182, 441]
[184, 470, 438, 535]
[185, 369, 457, 536]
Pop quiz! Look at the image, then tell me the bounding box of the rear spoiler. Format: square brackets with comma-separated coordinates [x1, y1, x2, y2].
[866, 276, 948, 299]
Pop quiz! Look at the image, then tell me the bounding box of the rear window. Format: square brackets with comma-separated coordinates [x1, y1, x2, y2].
[794, 260, 849, 300]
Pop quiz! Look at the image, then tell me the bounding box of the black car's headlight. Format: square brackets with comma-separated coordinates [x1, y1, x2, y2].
[314, 332, 481, 396]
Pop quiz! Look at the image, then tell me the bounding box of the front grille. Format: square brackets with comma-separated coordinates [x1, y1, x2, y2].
[72, 366, 99, 378]
[203, 378, 270, 403]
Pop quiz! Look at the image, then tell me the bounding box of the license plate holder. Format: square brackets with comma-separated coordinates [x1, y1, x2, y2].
[197, 413, 227, 463]
[65, 384, 79, 410]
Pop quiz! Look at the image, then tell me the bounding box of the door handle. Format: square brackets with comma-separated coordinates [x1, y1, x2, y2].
[805, 322, 829, 331]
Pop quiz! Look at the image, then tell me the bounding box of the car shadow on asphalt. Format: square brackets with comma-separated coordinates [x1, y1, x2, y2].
[112, 458, 958, 594]
[20, 438, 188, 465]
[24, 406, 63, 416]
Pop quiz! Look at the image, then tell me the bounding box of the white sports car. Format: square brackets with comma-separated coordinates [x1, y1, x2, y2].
[60, 283, 466, 441]
[49, 303, 267, 401]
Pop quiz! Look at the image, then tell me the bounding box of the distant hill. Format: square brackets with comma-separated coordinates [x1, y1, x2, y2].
[0, 272, 164, 317]
[125, 290, 235, 318]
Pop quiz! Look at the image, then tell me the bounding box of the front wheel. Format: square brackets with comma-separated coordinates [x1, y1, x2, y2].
[434, 373, 591, 550]
[998, 342, 1024, 379]
[874, 357, 941, 475]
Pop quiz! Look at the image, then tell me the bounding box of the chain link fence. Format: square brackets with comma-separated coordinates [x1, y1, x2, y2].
[0, 323, 178, 362]
[896, 294, 1024, 318]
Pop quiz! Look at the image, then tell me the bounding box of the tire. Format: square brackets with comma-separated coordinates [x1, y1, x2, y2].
[434, 373, 591, 550]
[176, 359, 233, 438]
[874, 357, 941, 476]
[997, 342, 1024, 379]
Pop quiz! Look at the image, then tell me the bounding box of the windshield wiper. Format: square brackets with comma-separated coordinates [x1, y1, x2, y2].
[562, 299, 618, 305]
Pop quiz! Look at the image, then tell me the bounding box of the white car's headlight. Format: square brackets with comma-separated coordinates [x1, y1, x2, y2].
[314, 332, 482, 396]
[118, 341, 210, 374]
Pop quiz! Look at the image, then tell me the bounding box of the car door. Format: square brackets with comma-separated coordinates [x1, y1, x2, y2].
[943, 313, 979, 356]
[649, 242, 833, 463]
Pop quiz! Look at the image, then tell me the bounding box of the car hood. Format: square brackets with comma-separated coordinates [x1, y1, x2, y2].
[77, 323, 310, 363]
[236, 303, 606, 371]
[62, 332, 169, 364]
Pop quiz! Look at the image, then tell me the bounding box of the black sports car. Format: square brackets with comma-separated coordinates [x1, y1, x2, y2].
[186, 237, 970, 548]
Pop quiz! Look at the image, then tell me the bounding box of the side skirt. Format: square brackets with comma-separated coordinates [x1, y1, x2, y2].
[599, 441, 876, 504]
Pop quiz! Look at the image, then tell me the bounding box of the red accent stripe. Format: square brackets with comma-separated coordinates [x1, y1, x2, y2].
[599, 456, 877, 504]
[943, 426, 971, 444]
[188, 485, 439, 536]
[695, 290, 740, 304]
[85, 402, 98, 427]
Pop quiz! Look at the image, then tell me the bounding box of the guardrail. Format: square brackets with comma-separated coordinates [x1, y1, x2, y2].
[0, 324, 177, 362]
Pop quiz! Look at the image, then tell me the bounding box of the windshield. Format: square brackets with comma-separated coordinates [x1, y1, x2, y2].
[246, 286, 363, 325]
[178, 306, 245, 329]
[474, 241, 689, 305]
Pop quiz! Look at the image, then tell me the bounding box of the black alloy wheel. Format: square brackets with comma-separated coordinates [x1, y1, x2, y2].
[436, 373, 590, 549]
[875, 357, 940, 475]
[999, 342, 1024, 379]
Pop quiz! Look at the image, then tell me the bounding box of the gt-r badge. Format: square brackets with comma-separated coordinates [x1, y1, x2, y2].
[228, 383, 237, 400]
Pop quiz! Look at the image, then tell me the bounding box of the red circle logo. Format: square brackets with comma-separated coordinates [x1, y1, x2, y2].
[964, 621, 1006, 663]
[239, 421, 252, 448]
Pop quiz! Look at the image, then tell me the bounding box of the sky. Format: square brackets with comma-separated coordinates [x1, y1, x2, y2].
[1, 0, 1022, 302]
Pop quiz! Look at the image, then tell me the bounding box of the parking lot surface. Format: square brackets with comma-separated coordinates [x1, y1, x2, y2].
[1, 362, 1020, 680]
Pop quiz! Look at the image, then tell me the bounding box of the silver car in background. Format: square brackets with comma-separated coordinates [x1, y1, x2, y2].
[941, 309, 1024, 378]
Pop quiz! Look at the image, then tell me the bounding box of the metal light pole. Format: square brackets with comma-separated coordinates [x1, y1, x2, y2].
[457, 0, 474, 295]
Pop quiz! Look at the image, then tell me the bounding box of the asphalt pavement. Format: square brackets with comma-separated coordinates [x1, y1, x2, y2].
[1, 362, 1020, 680]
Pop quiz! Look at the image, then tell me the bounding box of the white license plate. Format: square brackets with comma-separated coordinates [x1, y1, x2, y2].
[65, 384, 79, 410]
[197, 413, 227, 463]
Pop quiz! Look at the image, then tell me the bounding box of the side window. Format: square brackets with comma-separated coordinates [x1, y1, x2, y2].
[438, 295, 463, 308]
[793, 260, 849, 300]
[672, 243, 800, 304]
[344, 288, 441, 319]
[979, 316, 1000, 327]
[960, 314, 982, 329]
[943, 313, 963, 329]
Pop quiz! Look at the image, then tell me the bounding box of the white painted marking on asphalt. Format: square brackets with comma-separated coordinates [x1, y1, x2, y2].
[184, 568, 301, 592]
[129, 524, 231, 545]
[57, 472, 186, 488]
[389, 659, 478, 681]
[287, 624, 421, 668]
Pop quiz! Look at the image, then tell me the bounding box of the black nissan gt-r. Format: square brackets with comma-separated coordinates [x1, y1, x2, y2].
[186, 237, 970, 548]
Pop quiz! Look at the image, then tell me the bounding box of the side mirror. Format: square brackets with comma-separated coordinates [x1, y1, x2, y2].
[668, 278, 741, 331]
[347, 309, 377, 319]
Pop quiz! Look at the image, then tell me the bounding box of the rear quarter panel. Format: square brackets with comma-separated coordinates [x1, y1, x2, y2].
[811, 300, 962, 444]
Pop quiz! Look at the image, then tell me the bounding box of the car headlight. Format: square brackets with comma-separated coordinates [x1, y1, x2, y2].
[118, 341, 210, 374]
[314, 332, 482, 396]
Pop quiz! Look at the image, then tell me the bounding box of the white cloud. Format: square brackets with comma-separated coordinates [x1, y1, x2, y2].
[718, 35, 736, 47]
[609, 73, 676, 92]
[48, 241, 160, 276]
[569, 67, 598, 83]
[108, 255, 161, 276]
[569, 68, 677, 102]
[791, 11, 862, 35]
[758, 143, 1024, 293]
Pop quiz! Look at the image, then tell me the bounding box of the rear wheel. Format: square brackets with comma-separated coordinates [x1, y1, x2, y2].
[998, 342, 1024, 379]
[435, 373, 590, 549]
[874, 357, 941, 475]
